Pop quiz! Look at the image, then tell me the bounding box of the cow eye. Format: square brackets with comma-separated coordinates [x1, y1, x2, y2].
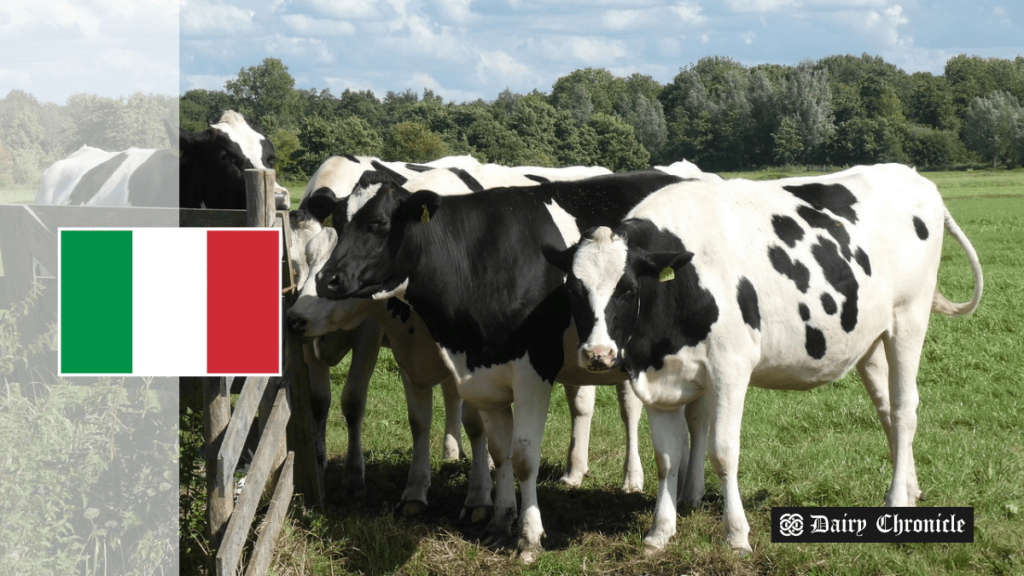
[368, 221, 389, 234]
[616, 286, 636, 300]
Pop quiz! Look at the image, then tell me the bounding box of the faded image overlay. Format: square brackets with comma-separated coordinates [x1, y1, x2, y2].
[1, 2, 179, 573]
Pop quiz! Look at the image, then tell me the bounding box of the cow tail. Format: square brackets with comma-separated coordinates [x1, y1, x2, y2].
[932, 207, 983, 317]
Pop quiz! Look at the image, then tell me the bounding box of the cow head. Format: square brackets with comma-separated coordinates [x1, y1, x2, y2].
[548, 225, 692, 372]
[315, 183, 440, 301]
[286, 226, 376, 339]
[178, 109, 288, 209]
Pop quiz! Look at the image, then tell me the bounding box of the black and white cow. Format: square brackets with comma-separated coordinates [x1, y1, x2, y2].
[288, 226, 493, 519]
[313, 169, 686, 561]
[178, 109, 289, 209]
[546, 164, 983, 554]
[35, 109, 288, 209]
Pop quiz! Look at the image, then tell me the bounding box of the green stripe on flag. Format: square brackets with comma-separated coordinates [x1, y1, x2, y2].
[61, 230, 133, 374]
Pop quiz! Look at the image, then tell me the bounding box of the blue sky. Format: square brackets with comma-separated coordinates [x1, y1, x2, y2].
[0, 1, 1022, 105]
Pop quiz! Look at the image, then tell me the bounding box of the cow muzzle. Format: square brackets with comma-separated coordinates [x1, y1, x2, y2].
[579, 343, 620, 371]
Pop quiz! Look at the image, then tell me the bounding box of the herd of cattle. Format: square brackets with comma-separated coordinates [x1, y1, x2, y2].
[37, 110, 983, 561]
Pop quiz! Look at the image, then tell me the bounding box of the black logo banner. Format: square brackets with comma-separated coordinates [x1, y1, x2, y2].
[771, 507, 974, 543]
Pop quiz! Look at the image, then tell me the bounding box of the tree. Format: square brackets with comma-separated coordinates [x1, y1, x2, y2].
[587, 113, 649, 172]
[294, 114, 382, 177]
[962, 91, 1024, 168]
[381, 122, 448, 163]
[550, 68, 624, 121]
[180, 89, 235, 132]
[224, 57, 300, 128]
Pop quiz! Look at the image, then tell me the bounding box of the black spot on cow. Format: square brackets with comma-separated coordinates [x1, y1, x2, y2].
[408, 327, 415, 335]
[310, 398, 329, 423]
[406, 163, 433, 173]
[355, 169, 403, 194]
[386, 297, 412, 323]
[772, 215, 805, 248]
[783, 183, 859, 223]
[341, 154, 359, 163]
[913, 216, 929, 240]
[796, 205, 853, 260]
[805, 325, 826, 359]
[736, 277, 760, 330]
[821, 292, 837, 315]
[854, 247, 872, 276]
[768, 245, 810, 293]
[525, 174, 551, 184]
[799, 303, 810, 322]
[450, 168, 484, 192]
[370, 160, 408, 186]
[128, 149, 177, 207]
[68, 152, 129, 205]
[811, 236, 859, 333]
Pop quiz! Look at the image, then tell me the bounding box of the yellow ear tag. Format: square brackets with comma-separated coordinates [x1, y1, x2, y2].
[659, 267, 675, 283]
[420, 205, 430, 225]
[323, 214, 333, 228]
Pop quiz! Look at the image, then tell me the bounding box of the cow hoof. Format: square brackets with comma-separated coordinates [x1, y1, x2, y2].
[558, 474, 583, 488]
[396, 500, 427, 517]
[731, 544, 753, 557]
[460, 505, 491, 524]
[642, 543, 663, 557]
[442, 438, 463, 461]
[621, 481, 643, 494]
[516, 544, 542, 564]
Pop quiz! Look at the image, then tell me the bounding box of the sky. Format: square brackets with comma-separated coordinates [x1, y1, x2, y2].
[0, 0, 1022, 105]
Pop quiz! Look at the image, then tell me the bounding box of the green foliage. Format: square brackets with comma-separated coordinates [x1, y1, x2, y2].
[381, 122, 449, 163]
[0, 291, 176, 575]
[225, 57, 301, 129]
[587, 113, 650, 172]
[962, 90, 1024, 168]
[294, 113, 383, 177]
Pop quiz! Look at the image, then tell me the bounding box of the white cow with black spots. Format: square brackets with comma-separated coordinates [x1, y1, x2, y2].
[547, 163, 983, 554]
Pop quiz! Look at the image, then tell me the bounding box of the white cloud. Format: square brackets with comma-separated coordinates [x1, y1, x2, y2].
[281, 13, 356, 36]
[293, 0, 382, 20]
[857, 4, 910, 47]
[183, 74, 235, 92]
[993, 6, 1011, 25]
[741, 30, 757, 44]
[181, 0, 256, 36]
[265, 34, 335, 64]
[476, 50, 534, 86]
[725, 0, 799, 13]
[434, 0, 476, 23]
[602, 9, 646, 31]
[542, 36, 628, 66]
[670, 2, 707, 25]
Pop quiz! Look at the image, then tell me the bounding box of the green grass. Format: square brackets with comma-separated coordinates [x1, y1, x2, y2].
[198, 169, 1024, 575]
[0, 187, 35, 204]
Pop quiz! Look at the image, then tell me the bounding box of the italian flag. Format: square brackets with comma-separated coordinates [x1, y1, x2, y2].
[58, 228, 282, 377]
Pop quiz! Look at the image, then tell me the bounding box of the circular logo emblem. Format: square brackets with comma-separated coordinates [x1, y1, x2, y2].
[779, 513, 804, 537]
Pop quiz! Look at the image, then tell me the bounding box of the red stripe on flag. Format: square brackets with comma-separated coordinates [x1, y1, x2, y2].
[207, 230, 280, 374]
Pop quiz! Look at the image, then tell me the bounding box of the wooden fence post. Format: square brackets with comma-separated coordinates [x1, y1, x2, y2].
[245, 169, 276, 229]
[203, 376, 233, 560]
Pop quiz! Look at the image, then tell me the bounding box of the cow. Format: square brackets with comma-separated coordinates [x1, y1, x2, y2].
[287, 226, 493, 518]
[34, 109, 288, 209]
[313, 169, 687, 561]
[544, 164, 983, 555]
[178, 109, 289, 209]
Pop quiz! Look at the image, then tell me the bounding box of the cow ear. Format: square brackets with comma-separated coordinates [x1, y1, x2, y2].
[396, 190, 441, 226]
[307, 187, 341, 225]
[541, 243, 579, 275]
[178, 126, 199, 153]
[637, 250, 694, 281]
[163, 119, 179, 152]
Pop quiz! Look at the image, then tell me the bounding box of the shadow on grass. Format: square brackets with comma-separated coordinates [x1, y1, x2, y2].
[309, 450, 694, 564]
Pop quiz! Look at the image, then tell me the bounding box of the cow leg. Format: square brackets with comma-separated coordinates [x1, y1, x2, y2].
[857, 339, 922, 502]
[510, 375, 554, 564]
[302, 343, 333, 479]
[480, 406, 517, 544]
[558, 384, 593, 487]
[459, 397, 493, 523]
[678, 393, 710, 508]
[617, 381, 645, 493]
[708, 376, 752, 555]
[440, 376, 465, 461]
[339, 321, 383, 497]
[882, 309, 928, 508]
[643, 404, 686, 554]
[397, 369, 432, 516]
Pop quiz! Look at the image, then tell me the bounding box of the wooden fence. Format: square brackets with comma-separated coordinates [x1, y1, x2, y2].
[0, 169, 322, 576]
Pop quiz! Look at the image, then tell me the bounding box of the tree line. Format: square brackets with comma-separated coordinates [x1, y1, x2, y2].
[2, 53, 1023, 189]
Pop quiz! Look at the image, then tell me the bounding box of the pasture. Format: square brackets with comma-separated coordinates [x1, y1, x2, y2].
[199, 168, 1023, 576]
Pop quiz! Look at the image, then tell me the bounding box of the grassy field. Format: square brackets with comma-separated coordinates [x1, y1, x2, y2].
[192, 168, 1021, 576]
